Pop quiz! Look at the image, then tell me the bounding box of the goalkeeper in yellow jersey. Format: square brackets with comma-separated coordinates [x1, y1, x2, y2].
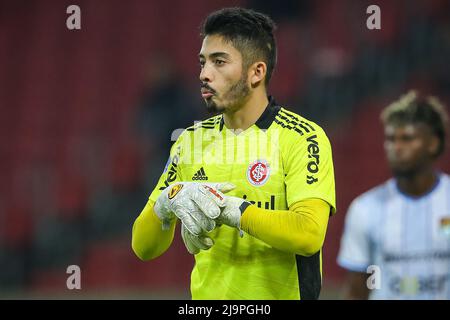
[132, 7, 336, 300]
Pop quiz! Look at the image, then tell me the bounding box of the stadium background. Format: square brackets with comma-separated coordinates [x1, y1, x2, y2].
[0, 0, 449, 299]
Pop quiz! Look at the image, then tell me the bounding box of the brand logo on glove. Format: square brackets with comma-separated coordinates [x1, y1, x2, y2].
[247, 159, 270, 186]
[203, 185, 224, 201]
[168, 184, 183, 199]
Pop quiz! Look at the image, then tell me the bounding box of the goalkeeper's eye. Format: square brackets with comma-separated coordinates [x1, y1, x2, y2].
[214, 59, 225, 66]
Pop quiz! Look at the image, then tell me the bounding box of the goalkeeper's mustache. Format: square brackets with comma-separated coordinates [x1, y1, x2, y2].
[201, 83, 216, 95]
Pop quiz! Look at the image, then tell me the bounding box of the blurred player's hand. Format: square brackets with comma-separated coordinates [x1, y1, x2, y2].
[154, 182, 230, 236]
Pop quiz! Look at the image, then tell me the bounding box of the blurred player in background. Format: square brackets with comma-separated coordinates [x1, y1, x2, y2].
[131, 7, 336, 299]
[337, 91, 450, 299]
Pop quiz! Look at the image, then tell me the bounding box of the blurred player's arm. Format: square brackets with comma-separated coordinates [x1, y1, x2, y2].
[240, 198, 330, 256]
[132, 200, 176, 260]
[344, 271, 370, 300]
[337, 198, 372, 299]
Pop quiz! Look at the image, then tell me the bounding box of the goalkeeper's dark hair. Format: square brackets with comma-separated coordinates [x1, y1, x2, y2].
[200, 7, 277, 86]
[381, 90, 449, 157]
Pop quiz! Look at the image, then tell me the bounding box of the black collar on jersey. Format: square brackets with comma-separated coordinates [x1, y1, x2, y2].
[219, 96, 281, 131]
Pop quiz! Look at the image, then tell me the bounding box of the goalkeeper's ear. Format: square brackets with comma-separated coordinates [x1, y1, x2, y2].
[215, 182, 236, 194]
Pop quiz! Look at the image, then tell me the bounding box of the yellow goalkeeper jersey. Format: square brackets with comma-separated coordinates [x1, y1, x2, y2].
[149, 97, 336, 299]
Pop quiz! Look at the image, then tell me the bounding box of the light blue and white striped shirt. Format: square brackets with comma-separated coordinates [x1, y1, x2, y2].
[338, 173, 450, 299]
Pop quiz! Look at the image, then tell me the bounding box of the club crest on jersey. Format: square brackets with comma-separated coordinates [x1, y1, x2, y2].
[247, 160, 270, 186]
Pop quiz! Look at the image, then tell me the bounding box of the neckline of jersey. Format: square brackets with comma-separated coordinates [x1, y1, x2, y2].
[393, 172, 443, 201]
[219, 96, 280, 133]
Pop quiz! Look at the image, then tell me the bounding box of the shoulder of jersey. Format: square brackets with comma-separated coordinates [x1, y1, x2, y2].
[185, 115, 222, 132]
[273, 107, 319, 136]
[441, 173, 450, 185]
[354, 179, 394, 206]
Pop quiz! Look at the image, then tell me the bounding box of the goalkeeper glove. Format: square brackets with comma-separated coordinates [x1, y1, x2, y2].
[180, 183, 251, 254]
[181, 224, 214, 255]
[154, 182, 230, 236]
[216, 192, 251, 237]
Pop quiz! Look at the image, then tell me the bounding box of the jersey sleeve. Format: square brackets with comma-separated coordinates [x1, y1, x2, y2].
[284, 127, 336, 214]
[336, 198, 371, 272]
[148, 134, 184, 203]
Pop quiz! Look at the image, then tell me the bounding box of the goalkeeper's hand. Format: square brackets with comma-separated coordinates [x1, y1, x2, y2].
[216, 189, 251, 237]
[181, 224, 214, 255]
[154, 182, 230, 236]
[181, 183, 251, 254]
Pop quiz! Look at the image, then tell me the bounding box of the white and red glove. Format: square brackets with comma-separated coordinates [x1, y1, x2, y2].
[177, 183, 251, 254]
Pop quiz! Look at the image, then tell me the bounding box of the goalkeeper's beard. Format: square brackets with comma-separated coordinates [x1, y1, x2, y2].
[205, 74, 250, 114]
